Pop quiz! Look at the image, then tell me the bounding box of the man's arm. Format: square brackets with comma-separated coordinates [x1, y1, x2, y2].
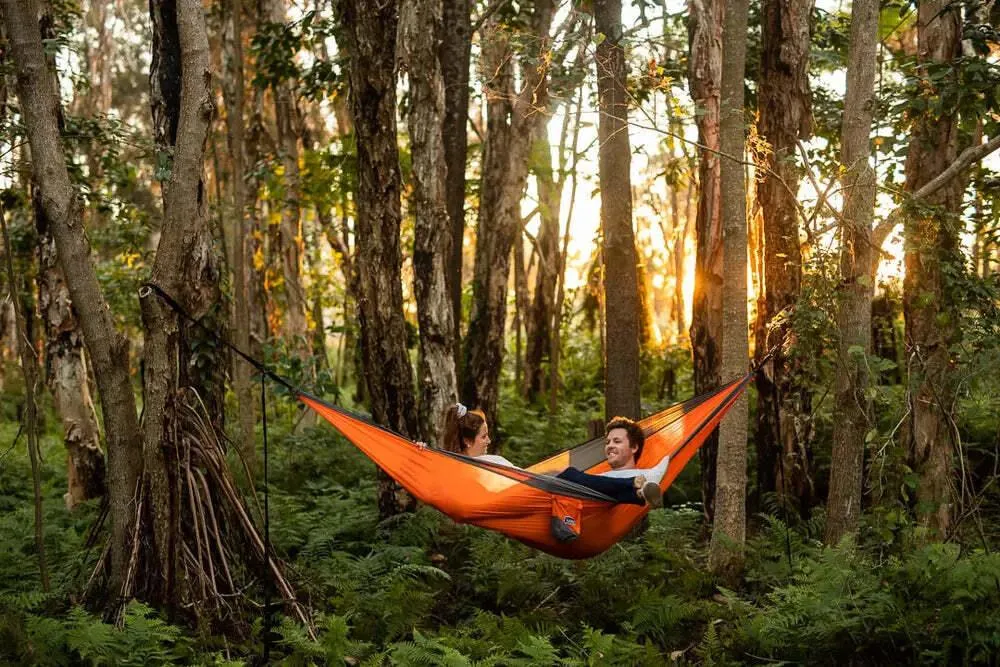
[598, 455, 670, 484]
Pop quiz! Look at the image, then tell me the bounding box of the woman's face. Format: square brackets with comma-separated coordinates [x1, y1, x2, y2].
[463, 422, 491, 457]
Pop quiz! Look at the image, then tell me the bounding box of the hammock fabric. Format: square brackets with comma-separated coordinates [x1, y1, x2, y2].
[299, 373, 751, 559]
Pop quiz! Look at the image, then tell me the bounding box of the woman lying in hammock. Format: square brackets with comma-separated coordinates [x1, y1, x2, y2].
[439, 403, 664, 508]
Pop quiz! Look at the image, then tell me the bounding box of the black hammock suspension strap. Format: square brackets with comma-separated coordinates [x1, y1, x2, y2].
[261, 374, 274, 663]
[139, 282, 299, 394]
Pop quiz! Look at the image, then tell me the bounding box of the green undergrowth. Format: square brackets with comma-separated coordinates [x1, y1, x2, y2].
[2, 378, 1000, 665]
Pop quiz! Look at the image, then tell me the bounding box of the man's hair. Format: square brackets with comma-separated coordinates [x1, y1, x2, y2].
[605, 416, 645, 463]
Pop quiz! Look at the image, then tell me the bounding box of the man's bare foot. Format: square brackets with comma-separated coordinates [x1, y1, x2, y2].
[634, 475, 663, 508]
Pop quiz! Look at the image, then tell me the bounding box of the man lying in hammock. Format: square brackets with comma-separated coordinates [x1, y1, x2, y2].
[438, 404, 664, 508]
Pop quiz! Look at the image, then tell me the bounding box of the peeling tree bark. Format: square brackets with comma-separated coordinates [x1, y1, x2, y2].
[440, 0, 471, 373]
[400, 0, 457, 445]
[26, 1, 107, 510]
[902, 0, 965, 539]
[35, 190, 106, 508]
[753, 0, 814, 513]
[339, 0, 420, 516]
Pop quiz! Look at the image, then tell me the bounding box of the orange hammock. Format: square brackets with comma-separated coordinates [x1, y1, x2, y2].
[138, 284, 754, 559]
[299, 373, 751, 559]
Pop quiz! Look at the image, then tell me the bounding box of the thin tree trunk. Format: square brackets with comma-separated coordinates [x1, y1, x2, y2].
[665, 136, 684, 342]
[441, 0, 472, 374]
[674, 180, 693, 339]
[0, 298, 14, 391]
[400, 0, 457, 445]
[664, 20, 691, 346]
[247, 91, 270, 355]
[709, 0, 749, 580]
[902, 0, 965, 539]
[549, 67, 586, 417]
[594, 0, 640, 421]
[753, 0, 814, 513]
[222, 0, 257, 473]
[0, 200, 49, 591]
[463, 1, 554, 429]
[255, 0, 307, 349]
[525, 124, 561, 401]
[339, 0, 420, 517]
[825, 0, 879, 545]
[2, 0, 143, 600]
[70, 0, 113, 232]
[512, 234, 526, 395]
[687, 0, 724, 522]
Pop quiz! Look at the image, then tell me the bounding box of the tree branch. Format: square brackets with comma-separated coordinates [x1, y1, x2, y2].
[472, 0, 513, 34]
[872, 134, 1000, 250]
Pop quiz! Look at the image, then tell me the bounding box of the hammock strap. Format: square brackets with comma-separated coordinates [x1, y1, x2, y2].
[261, 374, 277, 661]
[138, 282, 299, 395]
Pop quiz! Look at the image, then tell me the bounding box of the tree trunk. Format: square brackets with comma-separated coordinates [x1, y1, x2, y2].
[902, 0, 964, 539]
[0, 298, 14, 391]
[1, 197, 50, 591]
[594, 0, 640, 421]
[2, 0, 143, 600]
[440, 0, 471, 374]
[549, 71, 586, 416]
[687, 0, 724, 522]
[512, 230, 529, 395]
[825, 0, 879, 545]
[222, 0, 257, 473]
[246, 89, 270, 355]
[674, 181, 693, 339]
[753, 0, 814, 513]
[339, 0, 420, 516]
[261, 0, 307, 350]
[463, 2, 554, 429]
[399, 0, 457, 445]
[708, 0, 749, 580]
[662, 117, 686, 343]
[27, 3, 107, 510]
[525, 124, 561, 401]
[138, 0, 223, 608]
[69, 0, 114, 198]
[35, 189, 106, 508]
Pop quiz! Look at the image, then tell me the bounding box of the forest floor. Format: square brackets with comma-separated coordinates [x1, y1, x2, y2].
[2, 381, 1000, 665]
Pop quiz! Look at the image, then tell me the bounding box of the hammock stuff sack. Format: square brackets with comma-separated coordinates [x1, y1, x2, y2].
[299, 372, 751, 559]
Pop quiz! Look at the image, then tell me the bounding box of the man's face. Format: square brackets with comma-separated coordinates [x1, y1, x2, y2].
[605, 427, 638, 469]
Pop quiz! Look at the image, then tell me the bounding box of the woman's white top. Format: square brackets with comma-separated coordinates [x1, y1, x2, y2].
[475, 453, 517, 467]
